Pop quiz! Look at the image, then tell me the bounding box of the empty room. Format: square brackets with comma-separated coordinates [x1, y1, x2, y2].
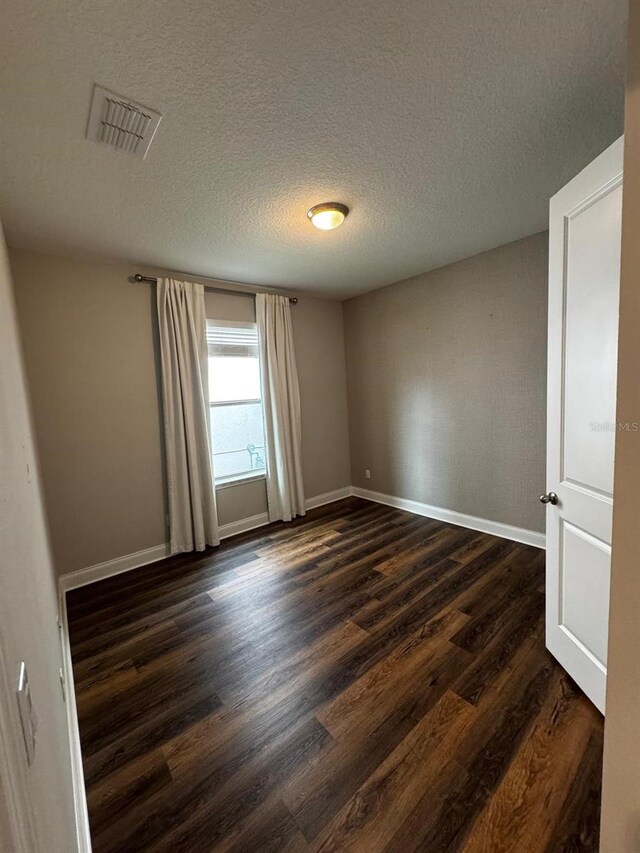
[1, 1, 640, 851]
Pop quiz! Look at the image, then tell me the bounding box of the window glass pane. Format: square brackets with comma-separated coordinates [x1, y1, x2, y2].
[207, 321, 265, 482]
[209, 401, 266, 480]
[209, 356, 261, 403]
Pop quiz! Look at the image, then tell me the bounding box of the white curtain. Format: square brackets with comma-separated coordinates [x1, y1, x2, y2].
[156, 278, 219, 553]
[256, 293, 306, 522]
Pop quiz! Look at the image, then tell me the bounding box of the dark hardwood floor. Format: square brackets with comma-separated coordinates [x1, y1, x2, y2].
[67, 497, 603, 852]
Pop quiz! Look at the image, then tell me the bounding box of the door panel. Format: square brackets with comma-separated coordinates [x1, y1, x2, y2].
[546, 136, 623, 714]
[560, 520, 610, 666]
[563, 184, 622, 497]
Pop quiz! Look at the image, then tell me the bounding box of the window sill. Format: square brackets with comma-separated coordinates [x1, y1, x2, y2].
[215, 471, 266, 490]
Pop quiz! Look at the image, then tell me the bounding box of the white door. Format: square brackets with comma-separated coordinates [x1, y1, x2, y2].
[545, 136, 624, 714]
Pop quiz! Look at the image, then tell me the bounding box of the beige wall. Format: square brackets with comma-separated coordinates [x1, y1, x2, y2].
[10, 248, 351, 575]
[0, 223, 78, 851]
[343, 232, 548, 533]
[600, 2, 640, 848]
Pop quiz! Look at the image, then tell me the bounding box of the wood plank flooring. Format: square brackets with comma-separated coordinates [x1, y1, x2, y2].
[67, 497, 603, 852]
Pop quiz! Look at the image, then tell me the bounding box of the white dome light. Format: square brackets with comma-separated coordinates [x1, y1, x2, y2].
[307, 202, 349, 230]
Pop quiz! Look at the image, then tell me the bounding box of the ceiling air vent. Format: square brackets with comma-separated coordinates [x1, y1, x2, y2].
[86, 85, 162, 159]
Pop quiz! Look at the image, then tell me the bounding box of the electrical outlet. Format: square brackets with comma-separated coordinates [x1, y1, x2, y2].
[365, 469, 371, 479]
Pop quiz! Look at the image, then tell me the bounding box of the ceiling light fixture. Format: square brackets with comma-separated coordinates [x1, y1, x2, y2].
[307, 202, 349, 230]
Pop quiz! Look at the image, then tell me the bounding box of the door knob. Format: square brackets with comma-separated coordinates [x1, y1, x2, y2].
[539, 491, 559, 505]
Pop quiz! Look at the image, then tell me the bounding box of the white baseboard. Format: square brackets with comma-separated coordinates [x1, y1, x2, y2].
[213, 486, 353, 538]
[219, 512, 270, 539]
[58, 487, 355, 592]
[305, 486, 352, 510]
[352, 486, 546, 549]
[58, 543, 171, 593]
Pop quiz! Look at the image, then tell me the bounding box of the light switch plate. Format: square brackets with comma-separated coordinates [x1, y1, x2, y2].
[17, 662, 36, 766]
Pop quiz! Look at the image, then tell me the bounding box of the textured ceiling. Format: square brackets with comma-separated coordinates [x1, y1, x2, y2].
[0, 0, 627, 298]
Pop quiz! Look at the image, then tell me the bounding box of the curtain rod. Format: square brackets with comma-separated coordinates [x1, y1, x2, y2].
[132, 274, 299, 304]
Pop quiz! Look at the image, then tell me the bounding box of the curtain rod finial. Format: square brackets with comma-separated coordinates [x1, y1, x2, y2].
[290, 297, 299, 304]
[134, 274, 144, 282]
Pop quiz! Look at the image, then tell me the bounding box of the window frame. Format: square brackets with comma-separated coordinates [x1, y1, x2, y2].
[206, 319, 267, 488]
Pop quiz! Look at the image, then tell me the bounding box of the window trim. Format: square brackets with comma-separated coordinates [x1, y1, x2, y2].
[209, 398, 261, 408]
[215, 470, 267, 490]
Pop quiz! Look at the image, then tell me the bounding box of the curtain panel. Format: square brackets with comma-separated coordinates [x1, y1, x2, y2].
[156, 278, 219, 553]
[256, 293, 305, 522]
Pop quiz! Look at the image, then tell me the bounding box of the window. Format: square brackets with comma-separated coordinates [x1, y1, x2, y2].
[207, 320, 266, 485]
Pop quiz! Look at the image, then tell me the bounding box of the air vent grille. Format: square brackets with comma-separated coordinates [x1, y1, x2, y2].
[86, 85, 162, 159]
